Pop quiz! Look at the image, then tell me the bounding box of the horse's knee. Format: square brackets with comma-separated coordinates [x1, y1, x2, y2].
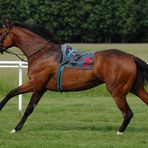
[24, 106, 35, 116]
[24, 109, 32, 116]
[0, 88, 20, 111]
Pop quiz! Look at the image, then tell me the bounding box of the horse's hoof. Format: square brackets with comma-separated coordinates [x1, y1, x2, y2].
[116, 131, 124, 135]
[10, 129, 16, 134]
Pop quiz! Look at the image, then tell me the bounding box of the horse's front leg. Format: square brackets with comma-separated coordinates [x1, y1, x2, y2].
[0, 76, 49, 111]
[0, 88, 20, 111]
[0, 80, 37, 111]
[11, 89, 46, 133]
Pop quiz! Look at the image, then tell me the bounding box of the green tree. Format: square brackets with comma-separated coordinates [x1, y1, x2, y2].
[0, 0, 147, 43]
[137, 0, 148, 42]
[116, 0, 139, 42]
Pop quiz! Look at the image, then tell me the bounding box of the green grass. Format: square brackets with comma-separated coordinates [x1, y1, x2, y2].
[0, 44, 148, 147]
[0, 95, 148, 148]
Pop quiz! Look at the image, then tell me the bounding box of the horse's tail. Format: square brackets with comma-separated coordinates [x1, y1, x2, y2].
[133, 56, 148, 88]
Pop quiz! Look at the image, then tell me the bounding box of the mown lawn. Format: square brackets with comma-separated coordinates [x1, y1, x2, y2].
[0, 94, 148, 148]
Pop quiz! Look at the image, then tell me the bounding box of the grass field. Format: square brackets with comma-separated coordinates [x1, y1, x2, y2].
[0, 44, 148, 148]
[0, 95, 148, 148]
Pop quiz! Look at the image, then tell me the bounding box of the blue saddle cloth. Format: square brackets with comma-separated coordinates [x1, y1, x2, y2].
[61, 44, 94, 69]
[57, 44, 94, 92]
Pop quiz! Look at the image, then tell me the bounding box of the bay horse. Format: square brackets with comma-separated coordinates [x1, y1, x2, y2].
[0, 20, 147, 135]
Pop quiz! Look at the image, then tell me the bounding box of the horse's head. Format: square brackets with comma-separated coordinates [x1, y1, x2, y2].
[0, 19, 14, 54]
[0, 20, 62, 58]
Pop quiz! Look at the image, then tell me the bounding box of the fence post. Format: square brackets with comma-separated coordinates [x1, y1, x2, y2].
[18, 63, 23, 114]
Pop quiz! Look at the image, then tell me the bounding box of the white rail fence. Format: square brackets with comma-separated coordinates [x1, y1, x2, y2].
[0, 61, 28, 114]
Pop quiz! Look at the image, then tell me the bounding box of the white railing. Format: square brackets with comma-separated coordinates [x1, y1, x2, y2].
[0, 61, 28, 114]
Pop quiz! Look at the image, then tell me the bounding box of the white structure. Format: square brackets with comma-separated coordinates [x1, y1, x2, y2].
[0, 61, 28, 114]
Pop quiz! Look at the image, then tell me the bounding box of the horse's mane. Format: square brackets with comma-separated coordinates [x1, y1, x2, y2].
[13, 22, 62, 44]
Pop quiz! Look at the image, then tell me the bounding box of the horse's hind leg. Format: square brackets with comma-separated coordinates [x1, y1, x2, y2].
[106, 81, 134, 135]
[112, 96, 133, 135]
[11, 89, 46, 133]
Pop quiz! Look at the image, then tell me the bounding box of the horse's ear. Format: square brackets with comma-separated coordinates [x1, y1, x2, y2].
[3, 19, 13, 29]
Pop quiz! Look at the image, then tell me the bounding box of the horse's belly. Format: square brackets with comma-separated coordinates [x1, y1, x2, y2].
[62, 78, 101, 91]
[46, 68, 102, 91]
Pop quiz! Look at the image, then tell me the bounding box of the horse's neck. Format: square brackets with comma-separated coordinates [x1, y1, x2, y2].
[12, 28, 61, 60]
[12, 28, 45, 57]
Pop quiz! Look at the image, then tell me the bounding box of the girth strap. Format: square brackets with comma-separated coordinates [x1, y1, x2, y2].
[57, 46, 74, 92]
[57, 65, 64, 92]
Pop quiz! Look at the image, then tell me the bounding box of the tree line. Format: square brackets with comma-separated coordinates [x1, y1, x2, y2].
[0, 0, 148, 43]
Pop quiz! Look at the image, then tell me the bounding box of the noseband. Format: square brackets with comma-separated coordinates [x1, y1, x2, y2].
[0, 29, 10, 54]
